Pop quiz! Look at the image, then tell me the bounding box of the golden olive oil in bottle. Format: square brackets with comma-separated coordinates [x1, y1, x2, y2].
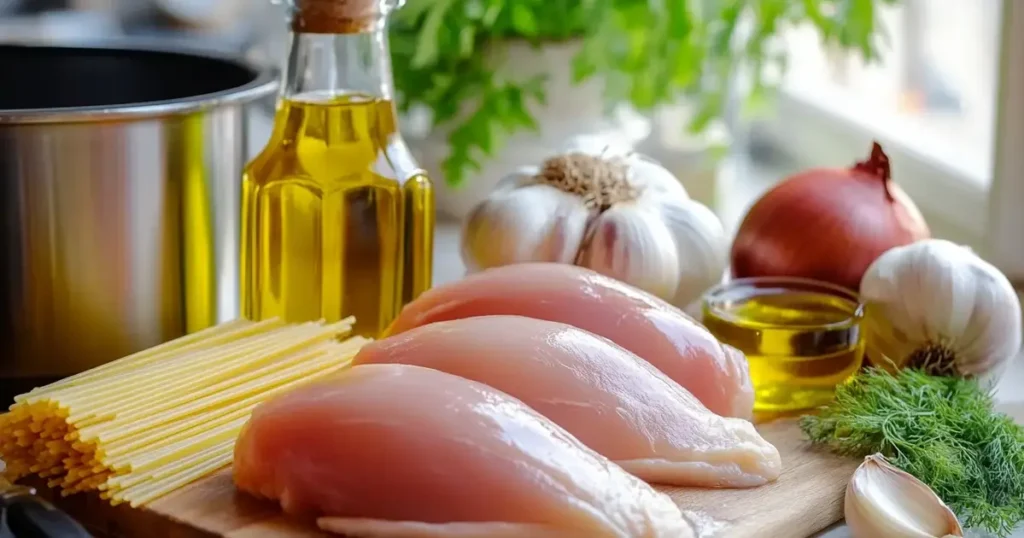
[241, 0, 434, 338]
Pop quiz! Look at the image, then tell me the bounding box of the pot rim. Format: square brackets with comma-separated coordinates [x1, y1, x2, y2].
[0, 40, 279, 125]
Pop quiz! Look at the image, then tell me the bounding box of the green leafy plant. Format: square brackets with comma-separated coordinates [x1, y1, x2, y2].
[390, 0, 899, 186]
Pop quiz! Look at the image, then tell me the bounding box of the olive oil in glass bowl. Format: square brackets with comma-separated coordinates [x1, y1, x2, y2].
[702, 277, 865, 413]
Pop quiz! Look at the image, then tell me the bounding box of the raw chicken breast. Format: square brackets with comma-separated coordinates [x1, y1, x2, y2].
[355, 316, 781, 487]
[386, 263, 754, 419]
[234, 364, 694, 538]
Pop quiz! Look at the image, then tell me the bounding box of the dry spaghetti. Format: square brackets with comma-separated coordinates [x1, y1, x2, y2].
[0, 317, 368, 508]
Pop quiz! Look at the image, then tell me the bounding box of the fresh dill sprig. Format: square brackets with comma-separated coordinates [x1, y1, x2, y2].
[800, 368, 1024, 537]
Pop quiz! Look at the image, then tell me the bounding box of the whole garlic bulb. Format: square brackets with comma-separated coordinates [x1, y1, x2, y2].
[461, 135, 728, 308]
[859, 239, 1022, 384]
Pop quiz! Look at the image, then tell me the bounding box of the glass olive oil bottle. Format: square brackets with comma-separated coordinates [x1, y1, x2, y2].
[241, 0, 434, 338]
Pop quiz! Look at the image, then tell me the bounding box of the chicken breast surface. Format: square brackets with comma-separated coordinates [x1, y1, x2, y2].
[234, 363, 695, 538]
[386, 263, 754, 419]
[356, 316, 780, 487]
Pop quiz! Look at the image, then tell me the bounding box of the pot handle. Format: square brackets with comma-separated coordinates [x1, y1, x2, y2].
[3, 488, 91, 538]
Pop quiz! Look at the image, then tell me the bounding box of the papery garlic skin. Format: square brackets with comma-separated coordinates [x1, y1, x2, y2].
[461, 181, 590, 271]
[461, 135, 728, 308]
[846, 454, 964, 538]
[660, 199, 729, 308]
[859, 239, 1022, 385]
[576, 203, 682, 301]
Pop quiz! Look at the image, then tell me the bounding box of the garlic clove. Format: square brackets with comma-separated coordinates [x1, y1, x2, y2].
[845, 454, 964, 538]
[576, 204, 681, 301]
[658, 198, 729, 308]
[460, 183, 591, 273]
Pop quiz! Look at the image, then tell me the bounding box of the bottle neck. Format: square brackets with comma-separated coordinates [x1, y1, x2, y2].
[281, 23, 395, 101]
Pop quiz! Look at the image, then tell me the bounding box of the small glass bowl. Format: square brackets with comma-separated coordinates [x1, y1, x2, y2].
[701, 277, 865, 414]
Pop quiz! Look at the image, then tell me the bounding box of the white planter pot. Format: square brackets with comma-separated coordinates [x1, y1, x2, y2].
[404, 40, 652, 220]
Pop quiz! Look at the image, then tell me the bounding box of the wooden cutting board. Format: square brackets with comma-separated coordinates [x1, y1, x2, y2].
[34, 418, 861, 538]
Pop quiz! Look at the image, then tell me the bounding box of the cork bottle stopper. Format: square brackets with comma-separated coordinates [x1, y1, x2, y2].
[292, 0, 383, 34]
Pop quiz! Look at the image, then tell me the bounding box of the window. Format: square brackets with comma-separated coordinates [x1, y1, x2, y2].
[746, 0, 1022, 277]
[780, 0, 1000, 187]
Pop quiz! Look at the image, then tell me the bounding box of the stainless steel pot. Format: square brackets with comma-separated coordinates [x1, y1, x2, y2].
[0, 43, 276, 392]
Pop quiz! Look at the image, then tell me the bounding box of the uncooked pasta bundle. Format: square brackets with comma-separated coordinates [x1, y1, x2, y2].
[0, 317, 368, 508]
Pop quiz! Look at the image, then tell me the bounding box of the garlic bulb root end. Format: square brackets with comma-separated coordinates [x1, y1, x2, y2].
[533, 152, 640, 209]
[905, 343, 959, 377]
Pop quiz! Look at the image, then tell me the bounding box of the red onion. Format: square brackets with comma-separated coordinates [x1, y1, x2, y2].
[730, 142, 930, 292]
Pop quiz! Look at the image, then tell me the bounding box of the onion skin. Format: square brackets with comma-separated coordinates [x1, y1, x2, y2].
[730, 143, 930, 292]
